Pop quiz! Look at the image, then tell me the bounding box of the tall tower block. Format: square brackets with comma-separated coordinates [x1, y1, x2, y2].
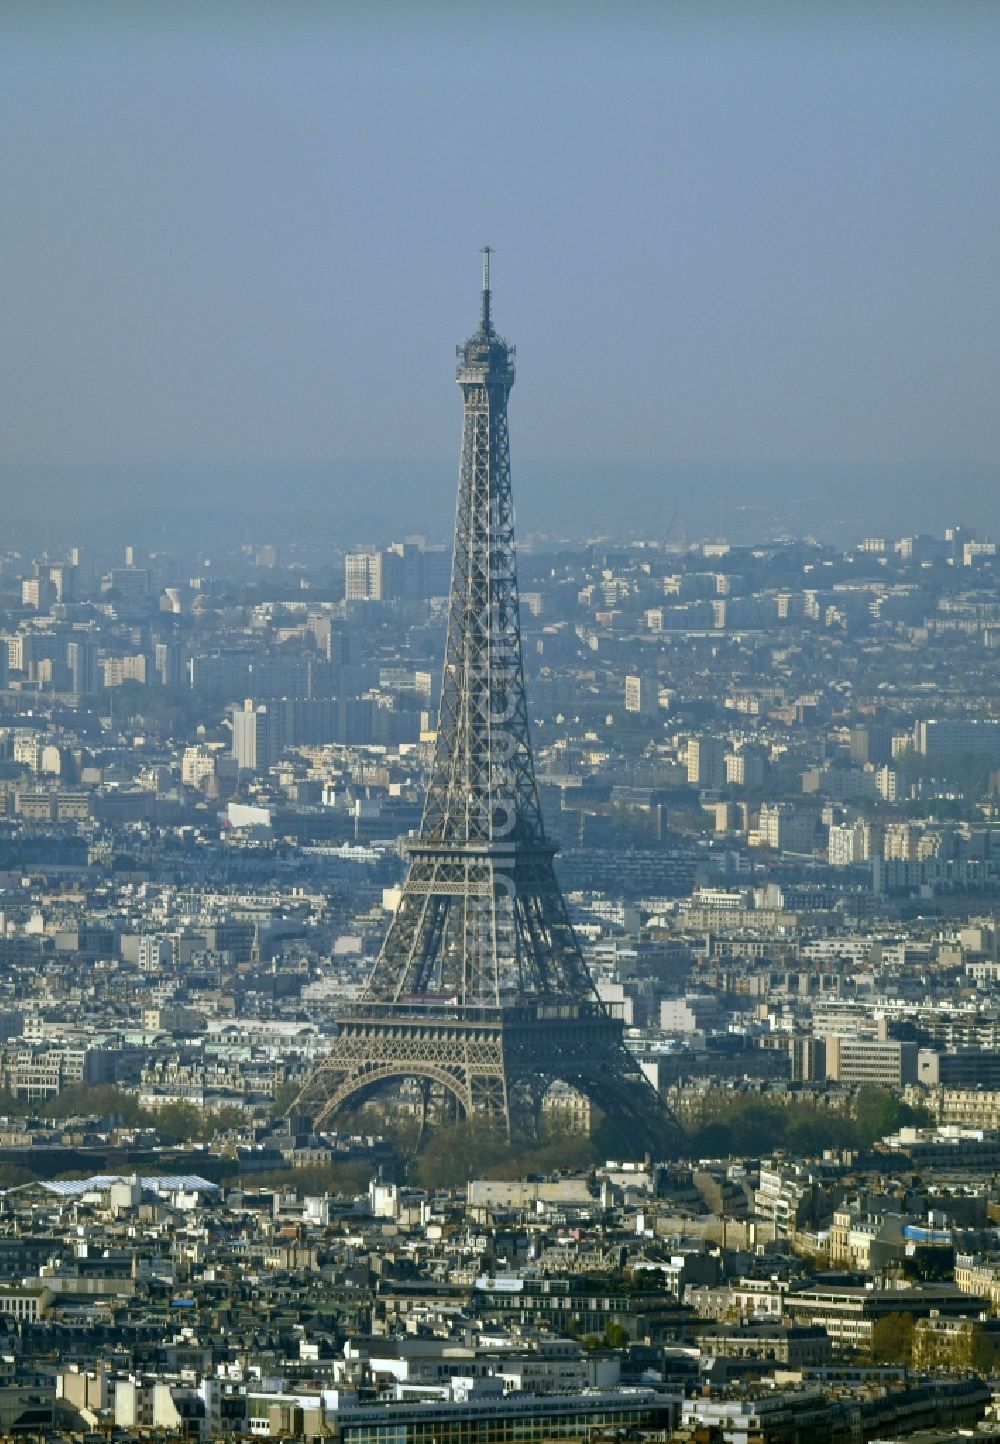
[293, 255, 680, 1155]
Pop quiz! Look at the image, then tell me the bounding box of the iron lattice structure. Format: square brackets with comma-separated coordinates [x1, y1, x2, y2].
[294, 254, 681, 1155]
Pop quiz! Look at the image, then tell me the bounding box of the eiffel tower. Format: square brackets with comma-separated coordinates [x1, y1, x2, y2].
[294, 253, 681, 1156]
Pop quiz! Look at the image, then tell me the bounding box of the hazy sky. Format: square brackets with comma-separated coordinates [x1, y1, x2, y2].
[1, 2, 998, 538]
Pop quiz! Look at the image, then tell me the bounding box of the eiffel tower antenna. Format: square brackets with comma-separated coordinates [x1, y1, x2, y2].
[293, 255, 681, 1155]
[481, 245, 492, 333]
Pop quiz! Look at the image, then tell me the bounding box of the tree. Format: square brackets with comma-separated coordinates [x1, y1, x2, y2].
[856, 1087, 899, 1141]
[41, 1084, 144, 1125]
[153, 1101, 204, 1145]
[416, 1119, 510, 1189]
[414, 1115, 598, 1189]
[270, 1082, 300, 1118]
[368, 1111, 421, 1158]
[0, 1090, 31, 1119]
[0, 1163, 35, 1188]
[871, 1311, 914, 1365]
[688, 1120, 735, 1158]
[248, 1162, 373, 1195]
[207, 1106, 248, 1137]
[783, 1104, 857, 1156]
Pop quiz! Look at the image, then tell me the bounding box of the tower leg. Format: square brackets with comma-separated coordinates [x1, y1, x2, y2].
[469, 1059, 511, 1140]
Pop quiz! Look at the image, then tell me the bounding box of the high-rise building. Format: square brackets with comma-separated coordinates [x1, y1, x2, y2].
[385, 541, 421, 600]
[101, 654, 147, 688]
[756, 803, 817, 854]
[68, 545, 95, 595]
[231, 701, 273, 774]
[66, 639, 98, 696]
[346, 541, 451, 602]
[875, 766, 899, 802]
[47, 564, 74, 604]
[21, 577, 55, 611]
[914, 718, 1000, 758]
[103, 567, 150, 598]
[421, 546, 451, 597]
[624, 674, 659, 717]
[182, 745, 219, 789]
[828, 819, 871, 867]
[726, 744, 767, 788]
[687, 737, 727, 789]
[849, 723, 892, 767]
[344, 551, 382, 601]
[154, 640, 185, 690]
[898, 534, 950, 564]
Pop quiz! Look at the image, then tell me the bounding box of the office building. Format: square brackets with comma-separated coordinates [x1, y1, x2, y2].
[232, 702, 274, 774]
[726, 744, 766, 788]
[823, 1036, 918, 1088]
[828, 820, 870, 867]
[914, 719, 1000, 758]
[66, 639, 98, 697]
[849, 724, 891, 767]
[624, 674, 658, 717]
[154, 640, 185, 690]
[687, 737, 726, 789]
[345, 551, 383, 602]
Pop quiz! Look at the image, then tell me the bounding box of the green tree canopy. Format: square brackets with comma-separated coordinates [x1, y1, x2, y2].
[871, 1311, 914, 1365]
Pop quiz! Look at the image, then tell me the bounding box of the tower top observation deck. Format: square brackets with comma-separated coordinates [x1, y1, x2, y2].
[457, 245, 515, 389]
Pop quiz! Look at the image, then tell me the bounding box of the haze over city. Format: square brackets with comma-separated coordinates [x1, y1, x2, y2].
[1, 1, 998, 544]
[8, 7, 1000, 1441]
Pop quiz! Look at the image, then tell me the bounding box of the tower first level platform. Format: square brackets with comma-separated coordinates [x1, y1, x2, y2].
[293, 998, 676, 1157]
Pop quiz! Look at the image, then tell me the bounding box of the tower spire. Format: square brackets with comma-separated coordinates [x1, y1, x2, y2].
[481, 244, 493, 334]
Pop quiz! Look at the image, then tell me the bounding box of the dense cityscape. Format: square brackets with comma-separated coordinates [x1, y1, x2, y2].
[3, 501, 1000, 1439]
[2, 0, 998, 1436]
